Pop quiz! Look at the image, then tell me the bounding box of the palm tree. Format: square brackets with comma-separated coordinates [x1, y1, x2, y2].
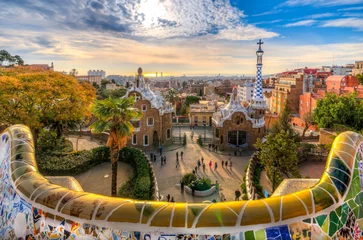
[90, 97, 141, 196]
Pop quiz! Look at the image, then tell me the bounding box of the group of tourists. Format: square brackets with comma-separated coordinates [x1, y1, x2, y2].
[166, 194, 175, 202]
[208, 143, 219, 152]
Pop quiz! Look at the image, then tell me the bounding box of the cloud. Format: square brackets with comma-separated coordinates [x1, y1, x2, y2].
[284, 0, 363, 6]
[252, 19, 283, 25]
[251, 9, 281, 17]
[308, 13, 335, 19]
[321, 18, 363, 30]
[338, 6, 363, 11]
[0, 0, 278, 41]
[285, 20, 317, 27]
[33, 36, 56, 48]
[214, 25, 279, 40]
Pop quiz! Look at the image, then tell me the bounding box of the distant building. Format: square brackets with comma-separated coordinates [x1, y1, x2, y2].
[105, 83, 124, 91]
[352, 61, 363, 76]
[29, 62, 54, 71]
[75, 75, 102, 85]
[88, 70, 106, 79]
[320, 65, 353, 76]
[190, 83, 206, 96]
[203, 83, 215, 95]
[106, 75, 132, 86]
[124, 67, 173, 150]
[326, 75, 358, 95]
[270, 74, 304, 114]
[189, 100, 224, 126]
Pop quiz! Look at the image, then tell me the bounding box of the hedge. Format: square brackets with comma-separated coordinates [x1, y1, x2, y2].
[36, 146, 110, 176]
[117, 147, 151, 200]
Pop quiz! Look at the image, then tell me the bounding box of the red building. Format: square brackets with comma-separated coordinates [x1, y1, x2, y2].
[326, 75, 358, 95]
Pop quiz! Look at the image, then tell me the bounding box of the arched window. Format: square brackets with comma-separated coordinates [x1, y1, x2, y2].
[132, 134, 137, 145]
[166, 129, 171, 139]
[142, 104, 147, 111]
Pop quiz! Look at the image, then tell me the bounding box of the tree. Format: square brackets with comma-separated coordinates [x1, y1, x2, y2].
[166, 88, 178, 105]
[0, 50, 23, 66]
[199, 89, 203, 96]
[0, 67, 96, 145]
[314, 93, 363, 131]
[184, 96, 201, 107]
[90, 97, 142, 196]
[255, 130, 300, 191]
[302, 112, 315, 137]
[270, 100, 299, 141]
[69, 69, 78, 76]
[357, 74, 363, 85]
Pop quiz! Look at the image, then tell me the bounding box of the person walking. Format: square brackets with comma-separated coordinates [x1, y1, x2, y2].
[197, 159, 201, 168]
[170, 197, 175, 202]
[150, 153, 153, 160]
[229, 161, 233, 171]
[225, 160, 228, 168]
[215, 180, 219, 192]
[203, 163, 206, 172]
[159, 145, 163, 156]
[176, 151, 179, 160]
[180, 180, 184, 193]
[228, 153, 231, 161]
[209, 160, 212, 170]
[214, 162, 218, 171]
[164, 156, 166, 165]
[201, 156, 204, 164]
[208, 144, 211, 150]
[176, 158, 180, 168]
[153, 154, 156, 162]
[235, 189, 241, 201]
[222, 160, 224, 167]
[167, 194, 171, 202]
[161, 156, 163, 166]
[181, 151, 184, 160]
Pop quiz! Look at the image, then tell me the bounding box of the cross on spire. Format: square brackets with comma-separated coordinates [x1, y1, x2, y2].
[257, 39, 263, 49]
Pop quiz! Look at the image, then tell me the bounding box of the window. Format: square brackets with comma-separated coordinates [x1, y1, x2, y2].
[131, 120, 140, 128]
[142, 105, 147, 111]
[143, 135, 149, 146]
[166, 129, 171, 139]
[147, 117, 154, 126]
[132, 134, 137, 145]
[227, 131, 247, 147]
[258, 128, 260, 133]
[203, 116, 206, 123]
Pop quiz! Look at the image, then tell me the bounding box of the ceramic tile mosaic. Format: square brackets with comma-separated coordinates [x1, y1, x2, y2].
[0, 125, 363, 239]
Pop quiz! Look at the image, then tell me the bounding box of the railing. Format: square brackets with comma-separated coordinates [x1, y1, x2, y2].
[1, 125, 363, 238]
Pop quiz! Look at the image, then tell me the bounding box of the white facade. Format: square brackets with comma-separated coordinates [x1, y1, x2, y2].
[320, 66, 353, 76]
[238, 81, 254, 102]
[88, 70, 106, 79]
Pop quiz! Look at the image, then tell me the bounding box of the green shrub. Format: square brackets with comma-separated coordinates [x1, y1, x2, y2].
[192, 177, 212, 191]
[182, 173, 197, 186]
[183, 133, 187, 146]
[37, 129, 73, 154]
[36, 146, 110, 176]
[117, 147, 152, 200]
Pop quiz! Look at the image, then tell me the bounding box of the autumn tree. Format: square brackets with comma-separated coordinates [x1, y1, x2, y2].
[0, 67, 96, 145]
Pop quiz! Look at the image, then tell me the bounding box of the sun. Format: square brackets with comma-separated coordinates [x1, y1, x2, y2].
[137, 0, 169, 28]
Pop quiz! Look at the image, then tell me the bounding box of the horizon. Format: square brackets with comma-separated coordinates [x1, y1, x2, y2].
[1, 0, 362, 76]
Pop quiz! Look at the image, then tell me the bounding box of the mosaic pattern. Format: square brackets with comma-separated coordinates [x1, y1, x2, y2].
[0, 125, 363, 239]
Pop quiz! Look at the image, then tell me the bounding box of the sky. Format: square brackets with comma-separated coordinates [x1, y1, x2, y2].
[0, 0, 363, 76]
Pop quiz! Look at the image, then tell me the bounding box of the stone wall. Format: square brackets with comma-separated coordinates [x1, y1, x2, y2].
[319, 128, 337, 145]
[245, 153, 260, 200]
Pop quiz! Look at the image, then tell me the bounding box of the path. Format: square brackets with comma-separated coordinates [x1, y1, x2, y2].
[148, 130, 252, 203]
[66, 135, 105, 151]
[75, 162, 133, 196]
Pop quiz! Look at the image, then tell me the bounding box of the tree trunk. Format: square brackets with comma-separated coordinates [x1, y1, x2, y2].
[111, 147, 118, 197]
[302, 123, 308, 137]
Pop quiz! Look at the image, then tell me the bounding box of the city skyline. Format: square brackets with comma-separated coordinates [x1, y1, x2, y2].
[1, 0, 362, 75]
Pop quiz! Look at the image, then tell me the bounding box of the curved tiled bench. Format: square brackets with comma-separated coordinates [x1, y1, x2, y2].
[1, 124, 363, 239]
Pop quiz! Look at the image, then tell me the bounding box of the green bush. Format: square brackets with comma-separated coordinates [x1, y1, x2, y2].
[182, 173, 197, 186]
[36, 146, 110, 176]
[117, 147, 152, 200]
[183, 133, 187, 146]
[192, 177, 212, 191]
[37, 129, 73, 154]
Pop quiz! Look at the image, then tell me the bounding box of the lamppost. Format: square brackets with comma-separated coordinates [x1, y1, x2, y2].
[203, 123, 206, 141]
[178, 123, 181, 140]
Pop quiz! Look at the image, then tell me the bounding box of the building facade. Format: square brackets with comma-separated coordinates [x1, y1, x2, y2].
[270, 74, 303, 114]
[326, 75, 358, 95]
[88, 69, 106, 79]
[189, 100, 224, 126]
[125, 68, 173, 150]
[212, 40, 267, 150]
[75, 75, 102, 85]
[352, 61, 363, 76]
